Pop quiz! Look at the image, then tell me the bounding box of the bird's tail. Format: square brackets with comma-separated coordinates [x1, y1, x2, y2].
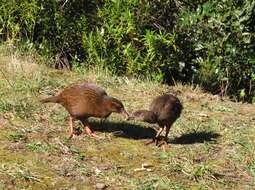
[40, 96, 60, 104]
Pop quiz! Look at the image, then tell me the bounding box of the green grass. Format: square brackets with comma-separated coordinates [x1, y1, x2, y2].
[0, 49, 254, 189]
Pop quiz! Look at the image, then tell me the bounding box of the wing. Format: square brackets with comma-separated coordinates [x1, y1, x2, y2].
[58, 83, 107, 117]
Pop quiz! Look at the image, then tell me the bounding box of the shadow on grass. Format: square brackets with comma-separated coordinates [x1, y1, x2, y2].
[170, 131, 221, 144]
[88, 120, 156, 140]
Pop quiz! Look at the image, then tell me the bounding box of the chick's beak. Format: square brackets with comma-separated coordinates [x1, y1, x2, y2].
[121, 109, 130, 120]
[126, 113, 135, 121]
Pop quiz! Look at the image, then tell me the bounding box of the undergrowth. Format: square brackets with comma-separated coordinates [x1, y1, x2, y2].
[0, 0, 254, 101]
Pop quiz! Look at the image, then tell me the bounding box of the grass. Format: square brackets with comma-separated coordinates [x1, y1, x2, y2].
[0, 47, 255, 189]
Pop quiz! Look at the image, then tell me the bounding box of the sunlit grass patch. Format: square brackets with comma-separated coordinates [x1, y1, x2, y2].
[0, 51, 254, 189]
[25, 141, 56, 153]
[6, 131, 27, 143]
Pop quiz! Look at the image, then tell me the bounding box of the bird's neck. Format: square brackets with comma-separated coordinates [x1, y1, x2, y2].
[100, 97, 115, 116]
[145, 111, 158, 124]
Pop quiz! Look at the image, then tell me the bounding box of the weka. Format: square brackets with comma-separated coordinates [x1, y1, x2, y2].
[128, 94, 183, 146]
[41, 83, 129, 139]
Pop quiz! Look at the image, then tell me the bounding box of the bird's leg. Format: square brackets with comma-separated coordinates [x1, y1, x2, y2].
[155, 126, 165, 146]
[145, 127, 164, 146]
[84, 126, 99, 138]
[81, 120, 99, 139]
[68, 116, 75, 139]
[158, 125, 171, 147]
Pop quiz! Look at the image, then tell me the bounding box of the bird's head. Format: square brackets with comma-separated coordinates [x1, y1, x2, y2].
[128, 110, 157, 124]
[107, 97, 129, 119]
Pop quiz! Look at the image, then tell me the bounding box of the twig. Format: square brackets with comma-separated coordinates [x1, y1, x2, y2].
[61, 0, 69, 9]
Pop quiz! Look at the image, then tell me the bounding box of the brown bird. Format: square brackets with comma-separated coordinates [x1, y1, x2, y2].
[41, 83, 129, 139]
[128, 94, 183, 146]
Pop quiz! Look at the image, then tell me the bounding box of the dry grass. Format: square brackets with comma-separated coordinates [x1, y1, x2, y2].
[0, 50, 254, 190]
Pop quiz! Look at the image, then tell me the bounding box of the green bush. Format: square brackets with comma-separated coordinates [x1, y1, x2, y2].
[0, 0, 39, 40]
[0, 0, 254, 101]
[177, 0, 255, 101]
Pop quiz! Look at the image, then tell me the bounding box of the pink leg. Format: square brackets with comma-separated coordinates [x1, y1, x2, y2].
[84, 126, 100, 138]
[155, 126, 165, 146]
[82, 120, 100, 139]
[158, 125, 171, 147]
[68, 116, 75, 139]
[145, 127, 164, 146]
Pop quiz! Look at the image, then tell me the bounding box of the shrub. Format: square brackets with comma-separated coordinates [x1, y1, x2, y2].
[0, 0, 254, 101]
[177, 0, 255, 101]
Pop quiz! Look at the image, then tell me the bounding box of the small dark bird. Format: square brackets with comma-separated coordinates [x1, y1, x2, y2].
[41, 83, 129, 139]
[128, 94, 183, 146]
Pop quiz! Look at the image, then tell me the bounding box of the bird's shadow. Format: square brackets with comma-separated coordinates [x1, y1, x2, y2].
[169, 131, 221, 144]
[82, 120, 220, 144]
[88, 120, 156, 140]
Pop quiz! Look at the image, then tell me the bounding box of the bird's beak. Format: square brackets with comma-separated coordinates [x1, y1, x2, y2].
[126, 113, 135, 121]
[121, 109, 130, 120]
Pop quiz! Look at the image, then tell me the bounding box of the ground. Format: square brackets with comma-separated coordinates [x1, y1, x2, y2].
[0, 49, 254, 189]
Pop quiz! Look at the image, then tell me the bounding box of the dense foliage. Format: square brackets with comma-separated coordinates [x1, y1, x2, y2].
[0, 0, 254, 101]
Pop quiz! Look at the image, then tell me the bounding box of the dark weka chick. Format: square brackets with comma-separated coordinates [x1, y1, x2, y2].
[41, 83, 129, 139]
[128, 94, 183, 146]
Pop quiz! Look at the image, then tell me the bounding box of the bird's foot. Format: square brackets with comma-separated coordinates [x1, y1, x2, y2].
[88, 132, 100, 139]
[145, 137, 160, 146]
[68, 132, 75, 139]
[84, 126, 100, 139]
[157, 140, 168, 147]
[157, 137, 169, 151]
[145, 139, 155, 146]
[145, 136, 169, 148]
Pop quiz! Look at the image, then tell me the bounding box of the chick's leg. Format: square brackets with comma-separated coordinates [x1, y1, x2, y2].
[164, 125, 170, 143]
[146, 127, 164, 146]
[158, 125, 172, 147]
[155, 126, 165, 146]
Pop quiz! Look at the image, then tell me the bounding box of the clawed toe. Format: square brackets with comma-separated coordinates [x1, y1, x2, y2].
[83, 126, 100, 139]
[88, 132, 100, 139]
[145, 136, 169, 147]
[145, 137, 161, 146]
[145, 139, 155, 145]
[157, 140, 168, 147]
[68, 132, 75, 139]
[157, 136, 169, 147]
